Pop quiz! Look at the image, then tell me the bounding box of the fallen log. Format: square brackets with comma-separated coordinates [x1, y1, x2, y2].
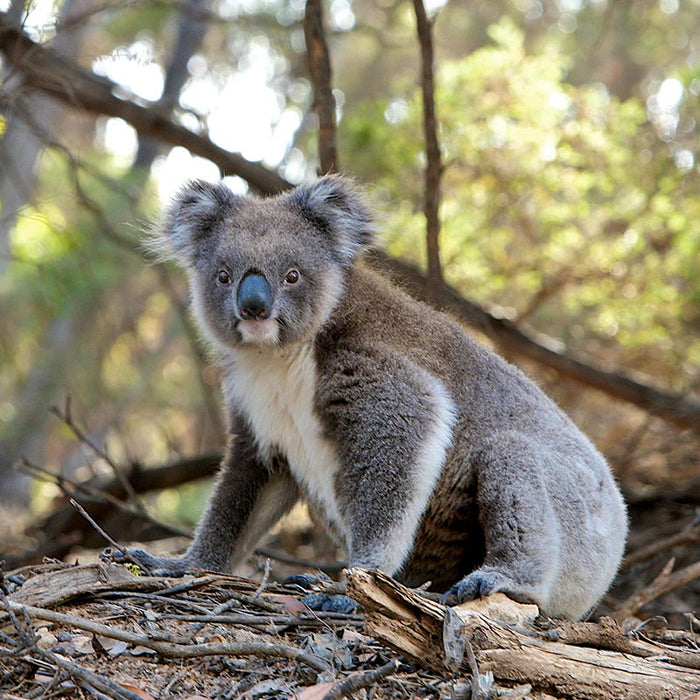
[345, 568, 700, 700]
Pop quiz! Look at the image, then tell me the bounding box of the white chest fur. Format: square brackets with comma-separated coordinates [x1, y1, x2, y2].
[222, 343, 345, 534]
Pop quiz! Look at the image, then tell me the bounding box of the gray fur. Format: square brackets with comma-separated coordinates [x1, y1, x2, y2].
[131, 175, 627, 620]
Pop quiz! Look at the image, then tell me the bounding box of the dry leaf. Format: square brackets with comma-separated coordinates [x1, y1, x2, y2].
[120, 683, 156, 700]
[95, 634, 129, 656]
[35, 626, 58, 650]
[272, 594, 308, 614]
[72, 633, 95, 655]
[129, 645, 157, 656]
[290, 681, 336, 700]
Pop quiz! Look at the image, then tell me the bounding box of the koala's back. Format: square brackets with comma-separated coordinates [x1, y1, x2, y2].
[314, 263, 627, 618]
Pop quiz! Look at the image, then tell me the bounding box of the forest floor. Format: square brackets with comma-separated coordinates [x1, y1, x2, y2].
[1, 556, 699, 700]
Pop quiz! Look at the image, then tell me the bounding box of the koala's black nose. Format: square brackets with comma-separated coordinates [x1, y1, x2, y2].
[237, 272, 271, 320]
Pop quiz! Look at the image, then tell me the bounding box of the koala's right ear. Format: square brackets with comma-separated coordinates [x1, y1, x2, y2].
[146, 180, 242, 266]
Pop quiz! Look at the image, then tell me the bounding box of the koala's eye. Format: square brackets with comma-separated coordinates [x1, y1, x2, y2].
[283, 269, 300, 285]
[216, 270, 232, 285]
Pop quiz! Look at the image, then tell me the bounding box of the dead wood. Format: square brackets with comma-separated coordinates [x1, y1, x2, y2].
[2, 562, 699, 699]
[621, 523, 700, 571]
[612, 558, 700, 623]
[345, 567, 700, 700]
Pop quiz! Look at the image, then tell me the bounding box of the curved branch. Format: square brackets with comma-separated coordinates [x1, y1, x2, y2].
[1, 12, 696, 431]
[371, 253, 700, 431]
[0, 13, 292, 195]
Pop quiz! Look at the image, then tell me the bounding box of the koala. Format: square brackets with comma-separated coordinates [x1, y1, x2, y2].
[124, 175, 627, 620]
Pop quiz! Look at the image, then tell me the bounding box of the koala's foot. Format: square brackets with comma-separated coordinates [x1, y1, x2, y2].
[441, 568, 518, 605]
[282, 573, 359, 613]
[301, 592, 361, 614]
[281, 573, 329, 591]
[100, 547, 193, 577]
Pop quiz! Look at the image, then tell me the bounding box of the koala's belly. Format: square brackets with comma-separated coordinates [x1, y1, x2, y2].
[225, 345, 346, 536]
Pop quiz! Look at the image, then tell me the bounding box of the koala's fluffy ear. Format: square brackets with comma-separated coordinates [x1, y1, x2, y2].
[288, 175, 377, 264]
[147, 180, 241, 266]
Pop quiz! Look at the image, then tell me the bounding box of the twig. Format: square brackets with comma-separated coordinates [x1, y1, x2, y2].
[68, 498, 155, 574]
[322, 658, 401, 700]
[6, 601, 332, 673]
[412, 0, 444, 300]
[253, 557, 271, 599]
[622, 524, 700, 571]
[613, 558, 700, 622]
[180, 592, 246, 643]
[304, 0, 338, 173]
[50, 397, 145, 513]
[36, 648, 144, 700]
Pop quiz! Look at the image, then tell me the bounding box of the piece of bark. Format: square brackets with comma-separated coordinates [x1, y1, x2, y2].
[7, 563, 180, 608]
[345, 568, 700, 700]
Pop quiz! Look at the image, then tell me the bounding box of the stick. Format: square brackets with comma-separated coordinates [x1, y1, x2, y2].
[36, 648, 144, 700]
[322, 658, 401, 700]
[6, 600, 332, 673]
[613, 558, 700, 622]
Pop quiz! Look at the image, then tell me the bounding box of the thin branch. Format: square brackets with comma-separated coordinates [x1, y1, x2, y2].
[412, 0, 443, 300]
[322, 658, 401, 700]
[0, 13, 292, 195]
[612, 559, 700, 622]
[36, 648, 144, 700]
[6, 600, 333, 673]
[51, 396, 144, 512]
[622, 524, 700, 571]
[304, 0, 338, 174]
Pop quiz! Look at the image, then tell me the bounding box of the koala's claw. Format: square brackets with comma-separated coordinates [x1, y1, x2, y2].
[282, 573, 323, 592]
[441, 570, 512, 605]
[301, 593, 361, 614]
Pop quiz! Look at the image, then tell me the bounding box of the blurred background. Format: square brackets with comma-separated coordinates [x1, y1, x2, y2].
[0, 0, 697, 619]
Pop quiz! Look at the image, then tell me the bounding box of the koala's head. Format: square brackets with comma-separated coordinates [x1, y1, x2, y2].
[151, 175, 376, 350]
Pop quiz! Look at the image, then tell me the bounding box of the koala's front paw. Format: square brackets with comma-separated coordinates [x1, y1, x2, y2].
[441, 569, 513, 605]
[100, 547, 192, 577]
[301, 593, 361, 614]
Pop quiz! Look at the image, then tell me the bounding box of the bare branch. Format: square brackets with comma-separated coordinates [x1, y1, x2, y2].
[0, 13, 292, 195]
[412, 0, 443, 299]
[371, 253, 700, 431]
[322, 658, 401, 700]
[304, 0, 338, 173]
[613, 559, 700, 622]
[6, 600, 333, 673]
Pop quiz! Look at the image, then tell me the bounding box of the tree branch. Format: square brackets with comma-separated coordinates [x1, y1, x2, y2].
[304, 0, 338, 174]
[370, 253, 700, 431]
[412, 0, 444, 299]
[1, 12, 696, 430]
[0, 12, 291, 195]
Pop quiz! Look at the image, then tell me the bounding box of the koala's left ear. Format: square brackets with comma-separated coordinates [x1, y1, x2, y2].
[288, 175, 377, 264]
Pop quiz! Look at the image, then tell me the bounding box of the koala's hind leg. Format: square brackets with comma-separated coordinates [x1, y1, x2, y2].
[445, 433, 561, 612]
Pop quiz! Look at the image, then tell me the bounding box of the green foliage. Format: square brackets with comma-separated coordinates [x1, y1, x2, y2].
[343, 19, 699, 387]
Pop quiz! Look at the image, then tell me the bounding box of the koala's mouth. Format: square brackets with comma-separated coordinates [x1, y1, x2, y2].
[237, 318, 280, 346]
